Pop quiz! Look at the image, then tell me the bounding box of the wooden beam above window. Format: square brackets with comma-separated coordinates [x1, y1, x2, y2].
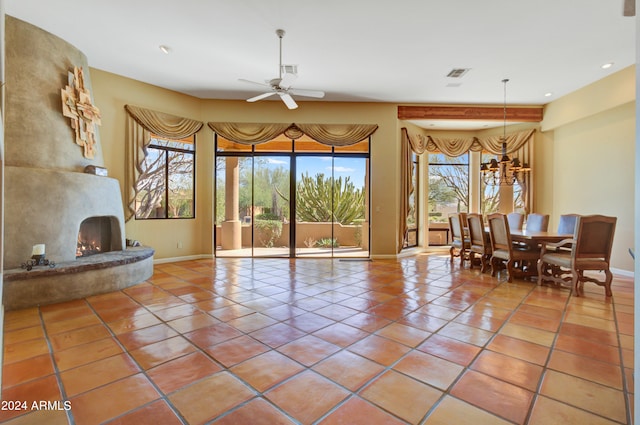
[397, 105, 544, 122]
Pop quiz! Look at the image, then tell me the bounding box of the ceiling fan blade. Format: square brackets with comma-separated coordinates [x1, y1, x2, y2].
[623, 0, 635, 16]
[279, 73, 297, 89]
[247, 92, 276, 102]
[239, 78, 271, 88]
[289, 88, 325, 99]
[278, 92, 298, 109]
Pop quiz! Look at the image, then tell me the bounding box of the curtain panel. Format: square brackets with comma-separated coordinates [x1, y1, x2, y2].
[399, 128, 414, 252]
[124, 105, 204, 222]
[208, 122, 378, 146]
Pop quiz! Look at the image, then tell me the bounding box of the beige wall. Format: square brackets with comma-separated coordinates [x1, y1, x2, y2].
[540, 66, 635, 272]
[91, 70, 207, 260]
[91, 69, 400, 259]
[91, 65, 635, 272]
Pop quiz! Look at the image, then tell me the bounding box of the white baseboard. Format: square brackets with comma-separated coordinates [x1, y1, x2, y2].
[611, 267, 634, 278]
[153, 254, 634, 280]
[153, 254, 213, 264]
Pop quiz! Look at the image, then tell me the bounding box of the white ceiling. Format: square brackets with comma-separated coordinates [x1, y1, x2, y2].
[5, 0, 636, 129]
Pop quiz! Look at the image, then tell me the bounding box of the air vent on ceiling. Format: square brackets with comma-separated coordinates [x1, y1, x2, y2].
[446, 68, 470, 78]
[281, 64, 298, 75]
[446, 83, 462, 88]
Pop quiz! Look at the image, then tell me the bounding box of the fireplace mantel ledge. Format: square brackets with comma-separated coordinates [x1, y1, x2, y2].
[3, 247, 154, 281]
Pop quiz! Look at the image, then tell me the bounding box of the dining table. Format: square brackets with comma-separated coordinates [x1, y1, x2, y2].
[509, 229, 573, 245]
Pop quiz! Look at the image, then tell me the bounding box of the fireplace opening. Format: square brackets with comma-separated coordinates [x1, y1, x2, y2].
[76, 216, 121, 258]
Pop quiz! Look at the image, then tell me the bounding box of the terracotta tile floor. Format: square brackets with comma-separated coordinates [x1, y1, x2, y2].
[1, 253, 634, 424]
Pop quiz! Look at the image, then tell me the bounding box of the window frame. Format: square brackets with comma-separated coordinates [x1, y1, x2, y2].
[134, 134, 196, 220]
[427, 151, 470, 217]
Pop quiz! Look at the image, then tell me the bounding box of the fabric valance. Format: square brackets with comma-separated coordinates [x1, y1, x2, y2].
[295, 123, 379, 146]
[207, 122, 378, 146]
[125, 105, 204, 139]
[406, 128, 536, 157]
[207, 122, 293, 145]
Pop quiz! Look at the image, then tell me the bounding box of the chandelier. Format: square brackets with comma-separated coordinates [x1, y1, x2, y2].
[480, 79, 530, 186]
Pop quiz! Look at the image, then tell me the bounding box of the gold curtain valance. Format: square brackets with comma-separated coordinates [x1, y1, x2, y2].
[125, 105, 204, 139]
[295, 123, 379, 146]
[405, 128, 536, 157]
[479, 129, 536, 155]
[208, 122, 378, 146]
[207, 122, 293, 145]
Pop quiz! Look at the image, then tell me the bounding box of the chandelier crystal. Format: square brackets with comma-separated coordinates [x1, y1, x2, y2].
[480, 79, 530, 186]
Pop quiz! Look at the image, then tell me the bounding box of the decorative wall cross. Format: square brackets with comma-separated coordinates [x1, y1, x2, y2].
[61, 66, 101, 159]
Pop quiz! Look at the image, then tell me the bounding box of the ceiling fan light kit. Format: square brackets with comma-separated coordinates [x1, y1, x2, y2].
[240, 29, 325, 110]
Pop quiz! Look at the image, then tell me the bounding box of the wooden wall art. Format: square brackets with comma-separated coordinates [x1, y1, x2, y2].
[61, 66, 101, 159]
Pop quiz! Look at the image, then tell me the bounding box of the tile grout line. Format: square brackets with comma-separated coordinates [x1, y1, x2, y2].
[81, 289, 191, 425]
[520, 283, 573, 425]
[155, 266, 306, 425]
[416, 269, 539, 425]
[37, 306, 76, 425]
[611, 294, 633, 425]
[6, 257, 631, 424]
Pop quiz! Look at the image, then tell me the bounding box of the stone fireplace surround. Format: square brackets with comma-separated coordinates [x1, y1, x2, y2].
[3, 17, 154, 310]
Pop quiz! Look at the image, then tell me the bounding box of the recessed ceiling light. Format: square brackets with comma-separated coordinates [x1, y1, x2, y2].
[159, 45, 171, 54]
[601, 62, 614, 69]
[544, 92, 553, 97]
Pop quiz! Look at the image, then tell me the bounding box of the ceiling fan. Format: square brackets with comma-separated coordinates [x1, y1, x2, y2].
[239, 29, 325, 110]
[623, 0, 635, 16]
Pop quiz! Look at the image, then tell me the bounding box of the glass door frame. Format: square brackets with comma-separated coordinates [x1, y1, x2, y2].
[214, 136, 371, 258]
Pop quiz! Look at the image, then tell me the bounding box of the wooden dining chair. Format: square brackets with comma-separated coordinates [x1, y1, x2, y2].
[448, 213, 470, 267]
[525, 213, 549, 232]
[507, 212, 524, 231]
[537, 215, 617, 296]
[487, 213, 540, 282]
[467, 213, 491, 273]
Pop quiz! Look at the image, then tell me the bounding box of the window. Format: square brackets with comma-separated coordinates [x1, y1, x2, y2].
[480, 152, 500, 216]
[428, 152, 469, 221]
[480, 151, 525, 215]
[135, 134, 195, 219]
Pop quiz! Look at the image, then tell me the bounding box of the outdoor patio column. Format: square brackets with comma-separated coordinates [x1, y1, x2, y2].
[363, 159, 370, 250]
[222, 157, 241, 250]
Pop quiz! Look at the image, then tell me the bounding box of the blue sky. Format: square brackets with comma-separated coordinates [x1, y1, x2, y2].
[264, 156, 367, 189]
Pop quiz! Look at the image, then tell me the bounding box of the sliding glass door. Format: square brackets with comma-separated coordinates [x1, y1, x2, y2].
[215, 135, 369, 258]
[295, 156, 368, 257]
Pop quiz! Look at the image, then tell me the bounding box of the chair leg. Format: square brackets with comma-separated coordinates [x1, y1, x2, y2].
[571, 269, 579, 296]
[490, 257, 498, 277]
[460, 249, 466, 267]
[505, 260, 514, 283]
[604, 269, 613, 297]
[536, 259, 544, 286]
[469, 252, 475, 270]
[449, 246, 455, 264]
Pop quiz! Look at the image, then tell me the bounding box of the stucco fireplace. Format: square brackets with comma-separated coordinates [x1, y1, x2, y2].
[2, 16, 153, 310]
